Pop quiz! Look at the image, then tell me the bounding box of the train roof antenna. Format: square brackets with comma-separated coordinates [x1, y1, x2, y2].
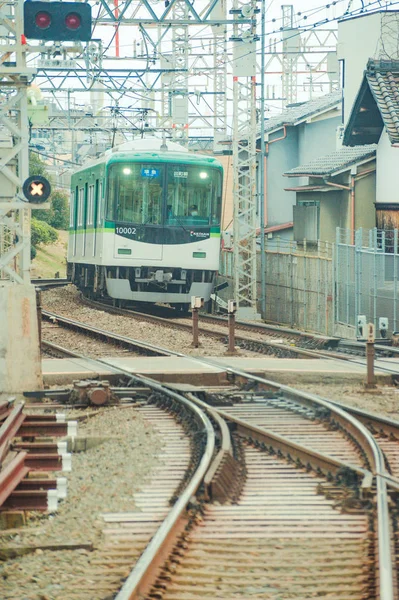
[160, 131, 168, 151]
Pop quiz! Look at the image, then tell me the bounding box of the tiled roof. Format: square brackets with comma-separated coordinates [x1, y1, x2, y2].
[366, 60, 399, 144]
[285, 144, 377, 176]
[344, 60, 399, 145]
[261, 91, 342, 135]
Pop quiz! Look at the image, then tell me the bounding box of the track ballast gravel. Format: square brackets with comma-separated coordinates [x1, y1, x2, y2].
[0, 406, 161, 600]
[41, 286, 261, 358]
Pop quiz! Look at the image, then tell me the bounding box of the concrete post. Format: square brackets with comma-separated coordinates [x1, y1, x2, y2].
[0, 283, 43, 392]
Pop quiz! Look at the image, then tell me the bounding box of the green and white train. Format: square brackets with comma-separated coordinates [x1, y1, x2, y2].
[67, 139, 224, 310]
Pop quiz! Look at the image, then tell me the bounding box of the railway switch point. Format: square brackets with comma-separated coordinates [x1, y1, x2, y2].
[0, 284, 43, 393]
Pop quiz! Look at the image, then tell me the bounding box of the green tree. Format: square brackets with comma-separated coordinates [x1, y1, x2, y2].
[31, 217, 58, 248]
[48, 189, 69, 229]
[29, 151, 51, 180]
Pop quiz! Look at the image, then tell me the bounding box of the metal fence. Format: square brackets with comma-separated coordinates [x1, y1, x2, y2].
[219, 238, 334, 334]
[336, 227, 399, 335]
[220, 227, 399, 338]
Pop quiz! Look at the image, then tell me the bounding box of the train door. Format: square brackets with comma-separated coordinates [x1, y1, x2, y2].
[70, 187, 78, 256]
[86, 183, 94, 257]
[77, 186, 85, 257]
[82, 183, 88, 257]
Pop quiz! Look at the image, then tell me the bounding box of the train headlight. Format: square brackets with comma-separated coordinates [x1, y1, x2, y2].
[123, 167, 131, 175]
[199, 172, 208, 179]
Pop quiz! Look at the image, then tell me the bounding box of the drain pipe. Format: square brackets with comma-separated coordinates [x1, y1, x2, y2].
[350, 174, 355, 245]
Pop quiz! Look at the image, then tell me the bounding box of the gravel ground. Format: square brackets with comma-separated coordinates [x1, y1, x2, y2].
[42, 324, 141, 358]
[42, 286, 262, 357]
[296, 382, 399, 421]
[0, 406, 162, 600]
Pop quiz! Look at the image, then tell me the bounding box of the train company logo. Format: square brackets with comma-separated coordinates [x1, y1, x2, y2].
[190, 230, 208, 238]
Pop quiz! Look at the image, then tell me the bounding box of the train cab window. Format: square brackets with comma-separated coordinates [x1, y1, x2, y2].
[107, 163, 163, 225]
[166, 165, 222, 227]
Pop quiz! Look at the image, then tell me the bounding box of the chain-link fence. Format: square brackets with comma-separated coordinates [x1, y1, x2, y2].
[336, 227, 399, 336]
[220, 227, 399, 338]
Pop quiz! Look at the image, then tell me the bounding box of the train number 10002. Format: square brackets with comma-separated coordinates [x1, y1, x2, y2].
[116, 226, 137, 236]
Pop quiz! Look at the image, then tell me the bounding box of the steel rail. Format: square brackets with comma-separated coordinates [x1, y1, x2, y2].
[40, 314, 397, 598]
[78, 295, 332, 358]
[42, 310, 177, 357]
[32, 278, 69, 289]
[191, 360, 396, 600]
[79, 294, 399, 371]
[38, 336, 218, 599]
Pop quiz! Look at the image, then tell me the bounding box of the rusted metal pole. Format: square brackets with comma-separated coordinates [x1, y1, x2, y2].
[366, 340, 375, 388]
[36, 289, 42, 349]
[192, 307, 199, 348]
[228, 312, 236, 354]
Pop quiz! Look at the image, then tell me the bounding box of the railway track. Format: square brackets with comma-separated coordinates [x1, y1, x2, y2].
[31, 313, 399, 597]
[77, 293, 399, 369]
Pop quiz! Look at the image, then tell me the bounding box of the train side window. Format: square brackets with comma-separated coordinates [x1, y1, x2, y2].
[69, 190, 75, 228]
[93, 179, 99, 228]
[84, 183, 88, 229]
[106, 168, 116, 220]
[87, 184, 94, 226]
[78, 188, 84, 227]
[98, 180, 103, 226]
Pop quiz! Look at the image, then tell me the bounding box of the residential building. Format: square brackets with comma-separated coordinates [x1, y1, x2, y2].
[255, 91, 342, 237]
[343, 58, 399, 229]
[284, 145, 376, 243]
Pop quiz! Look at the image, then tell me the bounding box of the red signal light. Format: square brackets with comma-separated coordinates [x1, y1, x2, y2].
[65, 12, 81, 29]
[35, 11, 51, 29]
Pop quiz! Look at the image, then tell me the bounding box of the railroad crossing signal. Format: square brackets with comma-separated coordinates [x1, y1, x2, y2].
[24, 1, 92, 42]
[23, 176, 51, 203]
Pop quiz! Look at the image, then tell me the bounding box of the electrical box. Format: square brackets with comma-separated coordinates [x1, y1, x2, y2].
[357, 315, 367, 339]
[191, 296, 204, 309]
[378, 317, 388, 338]
[227, 300, 237, 314]
[222, 231, 233, 249]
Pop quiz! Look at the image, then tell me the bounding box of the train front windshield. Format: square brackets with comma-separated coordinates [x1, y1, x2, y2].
[107, 163, 222, 226]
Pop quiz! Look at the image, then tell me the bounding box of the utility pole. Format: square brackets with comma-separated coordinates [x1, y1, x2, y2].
[232, 0, 260, 320]
[259, 0, 266, 318]
[281, 5, 298, 106]
[171, 1, 189, 144]
[0, 0, 43, 391]
[211, 0, 228, 152]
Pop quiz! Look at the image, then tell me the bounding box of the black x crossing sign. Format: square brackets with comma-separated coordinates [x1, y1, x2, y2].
[23, 176, 51, 203]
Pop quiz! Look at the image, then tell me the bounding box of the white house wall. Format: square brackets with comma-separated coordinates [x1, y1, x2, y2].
[376, 129, 399, 204]
[338, 12, 399, 124]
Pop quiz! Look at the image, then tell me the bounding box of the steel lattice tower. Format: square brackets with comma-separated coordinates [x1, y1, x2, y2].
[0, 0, 35, 282]
[232, 0, 260, 319]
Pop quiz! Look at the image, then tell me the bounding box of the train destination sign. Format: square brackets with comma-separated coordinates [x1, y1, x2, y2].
[23, 176, 52, 203]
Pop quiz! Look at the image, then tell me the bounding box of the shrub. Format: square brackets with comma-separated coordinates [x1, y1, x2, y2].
[31, 218, 58, 248]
